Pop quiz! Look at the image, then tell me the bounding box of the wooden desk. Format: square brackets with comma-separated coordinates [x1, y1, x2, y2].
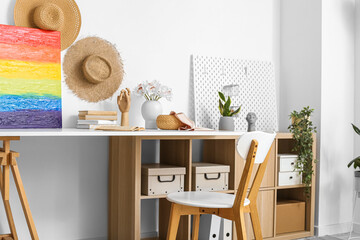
[0, 130, 316, 240]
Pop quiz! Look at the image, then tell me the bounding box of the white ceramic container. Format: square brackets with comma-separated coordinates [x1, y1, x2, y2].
[141, 100, 162, 129]
[219, 116, 235, 131]
[355, 171, 360, 192]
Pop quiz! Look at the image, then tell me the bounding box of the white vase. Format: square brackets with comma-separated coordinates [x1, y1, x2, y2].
[355, 171, 360, 193]
[141, 100, 163, 129]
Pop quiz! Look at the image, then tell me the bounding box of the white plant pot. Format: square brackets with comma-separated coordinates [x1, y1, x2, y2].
[219, 116, 235, 131]
[355, 171, 360, 193]
[141, 100, 163, 129]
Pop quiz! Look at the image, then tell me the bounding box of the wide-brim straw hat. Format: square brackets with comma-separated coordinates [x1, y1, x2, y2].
[14, 0, 81, 50]
[63, 37, 124, 102]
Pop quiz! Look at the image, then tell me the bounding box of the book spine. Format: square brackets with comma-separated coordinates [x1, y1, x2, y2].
[78, 115, 117, 120]
[78, 111, 117, 116]
[76, 124, 98, 129]
[77, 120, 117, 125]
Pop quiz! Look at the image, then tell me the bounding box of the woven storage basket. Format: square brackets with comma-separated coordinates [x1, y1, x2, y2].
[156, 115, 183, 130]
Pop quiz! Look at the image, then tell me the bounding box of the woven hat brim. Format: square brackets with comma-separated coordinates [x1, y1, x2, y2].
[63, 37, 124, 102]
[14, 0, 81, 51]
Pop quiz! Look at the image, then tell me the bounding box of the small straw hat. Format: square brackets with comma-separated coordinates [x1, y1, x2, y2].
[63, 37, 124, 102]
[14, 0, 81, 50]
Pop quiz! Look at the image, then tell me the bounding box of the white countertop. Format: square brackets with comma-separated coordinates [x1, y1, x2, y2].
[0, 128, 245, 137]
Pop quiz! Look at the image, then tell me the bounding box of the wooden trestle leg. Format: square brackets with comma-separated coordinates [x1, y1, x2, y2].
[0, 138, 39, 240]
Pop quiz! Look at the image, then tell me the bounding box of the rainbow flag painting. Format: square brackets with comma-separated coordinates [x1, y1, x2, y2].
[0, 24, 61, 128]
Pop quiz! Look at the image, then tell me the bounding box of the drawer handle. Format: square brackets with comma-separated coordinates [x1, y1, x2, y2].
[157, 175, 176, 183]
[291, 162, 295, 165]
[289, 176, 293, 180]
[204, 173, 221, 180]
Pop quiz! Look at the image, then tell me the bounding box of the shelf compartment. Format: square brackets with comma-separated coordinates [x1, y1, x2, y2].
[277, 188, 312, 233]
[202, 139, 237, 191]
[277, 138, 297, 155]
[276, 200, 305, 234]
[158, 139, 192, 240]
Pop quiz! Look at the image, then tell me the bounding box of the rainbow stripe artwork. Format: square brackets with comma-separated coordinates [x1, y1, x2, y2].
[0, 24, 61, 128]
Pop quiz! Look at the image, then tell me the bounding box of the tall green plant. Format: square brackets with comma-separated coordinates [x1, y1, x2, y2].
[288, 106, 317, 196]
[218, 92, 241, 117]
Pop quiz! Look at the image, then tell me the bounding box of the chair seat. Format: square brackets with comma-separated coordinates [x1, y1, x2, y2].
[166, 191, 250, 209]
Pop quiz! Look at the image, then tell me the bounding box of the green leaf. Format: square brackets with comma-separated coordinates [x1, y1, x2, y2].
[352, 123, 360, 136]
[224, 97, 231, 110]
[219, 99, 224, 115]
[218, 92, 226, 102]
[348, 156, 360, 168]
[230, 105, 241, 116]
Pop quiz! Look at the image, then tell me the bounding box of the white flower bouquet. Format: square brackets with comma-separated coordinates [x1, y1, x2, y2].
[134, 80, 172, 101]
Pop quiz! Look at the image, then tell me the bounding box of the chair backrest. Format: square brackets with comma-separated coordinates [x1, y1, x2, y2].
[237, 131, 276, 164]
[233, 131, 276, 210]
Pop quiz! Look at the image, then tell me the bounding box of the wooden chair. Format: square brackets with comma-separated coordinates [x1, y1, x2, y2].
[166, 131, 276, 240]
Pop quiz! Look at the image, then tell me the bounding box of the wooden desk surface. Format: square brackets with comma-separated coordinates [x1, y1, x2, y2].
[0, 128, 246, 137]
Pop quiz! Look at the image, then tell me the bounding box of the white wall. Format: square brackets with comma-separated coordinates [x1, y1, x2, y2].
[279, 0, 322, 233]
[0, 0, 280, 239]
[280, 0, 357, 236]
[354, 0, 360, 229]
[318, 0, 355, 235]
[0, 137, 109, 240]
[62, 0, 280, 128]
[279, 0, 322, 134]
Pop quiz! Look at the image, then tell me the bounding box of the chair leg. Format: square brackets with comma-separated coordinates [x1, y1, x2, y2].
[234, 210, 247, 240]
[249, 203, 263, 240]
[167, 203, 181, 240]
[192, 214, 200, 240]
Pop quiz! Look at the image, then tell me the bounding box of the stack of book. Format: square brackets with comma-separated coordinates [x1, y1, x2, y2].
[77, 110, 118, 129]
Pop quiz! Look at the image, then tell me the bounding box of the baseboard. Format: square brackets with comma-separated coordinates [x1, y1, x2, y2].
[316, 222, 352, 236]
[141, 231, 158, 239]
[354, 222, 360, 233]
[79, 238, 107, 240]
[78, 232, 158, 240]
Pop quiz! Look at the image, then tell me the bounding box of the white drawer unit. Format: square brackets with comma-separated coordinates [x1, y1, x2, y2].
[141, 164, 186, 196]
[278, 154, 303, 186]
[192, 162, 230, 192]
[278, 172, 302, 186]
[278, 154, 299, 172]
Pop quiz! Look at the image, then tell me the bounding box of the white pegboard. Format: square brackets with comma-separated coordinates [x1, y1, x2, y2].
[192, 55, 278, 131]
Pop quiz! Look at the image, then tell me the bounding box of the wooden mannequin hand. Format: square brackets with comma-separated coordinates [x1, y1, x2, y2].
[117, 88, 131, 113]
[117, 88, 131, 126]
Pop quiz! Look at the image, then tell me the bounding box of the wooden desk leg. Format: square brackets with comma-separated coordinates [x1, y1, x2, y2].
[11, 164, 39, 240]
[0, 166, 18, 240]
[3, 140, 11, 201]
[3, 165, 9, 201]
[109, 136, 141, 240]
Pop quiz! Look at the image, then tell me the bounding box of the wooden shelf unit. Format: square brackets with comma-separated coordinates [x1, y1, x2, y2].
[108, 133, 316, 240]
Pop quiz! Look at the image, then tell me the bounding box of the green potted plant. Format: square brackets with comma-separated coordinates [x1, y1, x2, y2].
[288, 106, 317, 195]
[348, 124, 360, 192]
[218, 91, 241, 131]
